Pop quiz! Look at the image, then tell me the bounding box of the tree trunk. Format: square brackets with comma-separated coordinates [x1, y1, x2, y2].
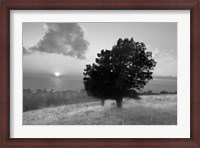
[116, 98, 123, 108]
[101, 99, 105, 106]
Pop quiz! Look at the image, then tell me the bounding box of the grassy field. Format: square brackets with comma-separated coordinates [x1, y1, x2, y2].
[23, 94, 177, 125]
[23, 90, 96, 112]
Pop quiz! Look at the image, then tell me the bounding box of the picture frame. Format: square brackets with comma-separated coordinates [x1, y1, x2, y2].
[1, 0, 199, 147]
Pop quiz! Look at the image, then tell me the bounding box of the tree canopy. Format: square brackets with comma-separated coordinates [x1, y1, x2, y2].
[83, 38, 156, 107]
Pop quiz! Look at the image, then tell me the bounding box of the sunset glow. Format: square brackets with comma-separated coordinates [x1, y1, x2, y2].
[54, 72, 60, 77]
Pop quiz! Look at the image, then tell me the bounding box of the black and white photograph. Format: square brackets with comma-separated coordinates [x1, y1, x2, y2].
[23, 22, 177, 125]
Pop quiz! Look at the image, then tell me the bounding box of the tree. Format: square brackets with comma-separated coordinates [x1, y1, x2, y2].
[160, 90, 168, 94]
[147, 90, 153, 94]
[83, 38, 156, 108]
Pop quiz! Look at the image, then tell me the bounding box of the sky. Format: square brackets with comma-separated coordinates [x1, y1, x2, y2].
[23, 22, 177, 92]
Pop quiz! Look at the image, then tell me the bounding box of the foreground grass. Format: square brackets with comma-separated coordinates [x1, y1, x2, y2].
[23, 94, 177, 125]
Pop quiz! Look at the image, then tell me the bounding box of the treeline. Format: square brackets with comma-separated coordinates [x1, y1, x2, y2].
[23, 89, 96, 112]
[140, 90, 177, 95]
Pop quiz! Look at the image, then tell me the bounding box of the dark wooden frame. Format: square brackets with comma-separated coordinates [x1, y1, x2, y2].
[0, 0, 199, 147]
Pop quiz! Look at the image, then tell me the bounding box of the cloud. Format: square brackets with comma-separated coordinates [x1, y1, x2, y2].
[24, 23, 89, 59]
[153, 48, 172, 59]
[23, 47, 31, 55]
[147, 46, 176, 60]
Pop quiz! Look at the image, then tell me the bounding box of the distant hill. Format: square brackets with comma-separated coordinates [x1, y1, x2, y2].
[153, 76, 177, 80]
[143, 76, 177, 93]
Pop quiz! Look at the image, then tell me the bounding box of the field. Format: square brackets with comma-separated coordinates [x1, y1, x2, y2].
[23, 94, 177, 125]
[23, 89, 96, 112]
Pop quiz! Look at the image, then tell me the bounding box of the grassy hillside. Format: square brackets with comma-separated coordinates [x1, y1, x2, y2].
[23, 94, 177, 125]
[23, 89, 97, 112]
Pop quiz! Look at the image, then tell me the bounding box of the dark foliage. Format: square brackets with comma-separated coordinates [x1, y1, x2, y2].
[160, 90, 169, 94]
[83, 38, 156, 107]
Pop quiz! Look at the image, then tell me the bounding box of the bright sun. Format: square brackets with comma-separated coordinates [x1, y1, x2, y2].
[54, 72, 60, 77]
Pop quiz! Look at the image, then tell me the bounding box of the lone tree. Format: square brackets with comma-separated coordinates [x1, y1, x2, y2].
[83, 38, 156, 108]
